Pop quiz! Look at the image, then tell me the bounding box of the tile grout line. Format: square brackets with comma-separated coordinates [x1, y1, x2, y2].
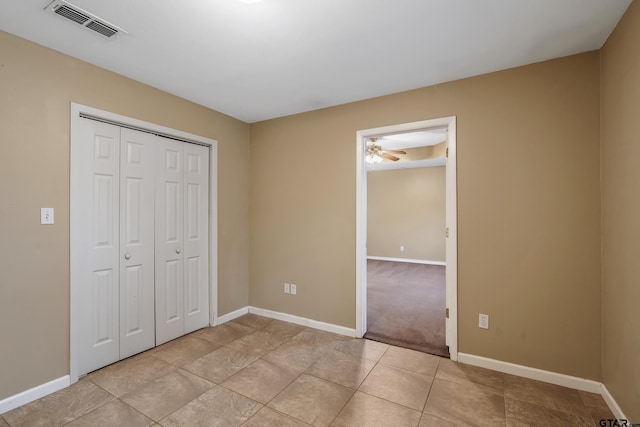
[324, 343, 436, 422]
[419, 356, 441, 417]
[57, 381, 116, 427]
[502, 370, 508, 427]
[249, 348, 309, 426]
[323, 347, 376, 422]
[85, 376, 119, 399]
[151, 354, 221, 425]
[114, 399, 156, 426]
[322, 346, 369, 427]
[503, 373, 601, 423]
[154, 386, 222, 426]
[92, 332, 246, 427]
[11, 316, 514, 427]
[213, 324, 326, 426]
[236, 330, 384, 426]
[421, 357, 493, 424]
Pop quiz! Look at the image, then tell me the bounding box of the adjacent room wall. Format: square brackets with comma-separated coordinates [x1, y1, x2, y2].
[250, 51, 601, 380]
[0, 30, 250, 400]
[367, 166, 445, 262]
[600, 0, 640, 420]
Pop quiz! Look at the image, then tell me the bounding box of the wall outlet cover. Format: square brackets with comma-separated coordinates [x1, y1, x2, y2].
[479, 313, 489, 329]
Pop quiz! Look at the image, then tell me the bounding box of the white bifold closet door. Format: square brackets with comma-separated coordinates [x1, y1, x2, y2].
[155, 138, 209, 345]
[76, 121, 156, 375]
[76, 118, 209, 376]
[119, 128, 157, 359]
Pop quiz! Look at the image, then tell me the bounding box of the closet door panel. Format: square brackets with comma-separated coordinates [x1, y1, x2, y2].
[155, 139, 185, 345]
[77, 119, 120, 376]
[184, 144, 210, 332]
[119, 129, 156, 359]
[74, 114, 212, 377]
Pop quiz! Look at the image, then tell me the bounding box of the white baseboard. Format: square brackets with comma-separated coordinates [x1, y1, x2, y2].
[0, 375, 70, 415]
[367, 256, 445, 266]
[457, 353, 631, 420]
[2, 306, 248, 415]
[458, 353, 602, 393]
[600, 384, 629, 422]
[249, 306, 356, 338]
[216, 306, 249, 324]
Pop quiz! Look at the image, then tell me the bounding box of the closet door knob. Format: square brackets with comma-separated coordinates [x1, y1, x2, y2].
[176, 248, 181, 254]
[124, 253, 131, 260]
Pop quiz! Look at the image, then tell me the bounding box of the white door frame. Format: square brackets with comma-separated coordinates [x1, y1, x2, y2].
[355, 116, 458, 361]
[69, 103, 218, 383]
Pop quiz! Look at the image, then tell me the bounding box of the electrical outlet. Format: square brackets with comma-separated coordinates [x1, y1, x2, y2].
[400, 245, 405, 252]
[284, 283, 290, 294]
[479, 313, 489, 329]
[290, 284, 297, 295]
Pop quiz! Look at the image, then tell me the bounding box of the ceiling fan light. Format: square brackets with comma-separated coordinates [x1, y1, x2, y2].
[366, 143, 384, 164]
[366, 153, 383, 164]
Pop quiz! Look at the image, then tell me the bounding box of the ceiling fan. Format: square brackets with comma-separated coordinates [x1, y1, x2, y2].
[366, 137, 407, 164]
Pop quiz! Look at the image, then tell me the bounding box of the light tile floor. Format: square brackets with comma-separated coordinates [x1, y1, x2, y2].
[1, 314, 614, 426]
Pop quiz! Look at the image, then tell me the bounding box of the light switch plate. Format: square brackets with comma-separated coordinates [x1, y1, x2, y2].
[41, 208, 54, 225]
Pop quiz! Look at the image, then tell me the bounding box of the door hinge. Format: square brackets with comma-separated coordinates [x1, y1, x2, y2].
[446, 147, 449, 158]
[446, 308, 449, 318]
[445, 227, 449, 238]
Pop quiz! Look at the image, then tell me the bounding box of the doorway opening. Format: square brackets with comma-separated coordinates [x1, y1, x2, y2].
[355, 117, 457, 360]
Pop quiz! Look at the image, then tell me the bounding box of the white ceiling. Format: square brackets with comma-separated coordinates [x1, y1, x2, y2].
[376, 129, 447, 151]
[0, 0, 631, 123]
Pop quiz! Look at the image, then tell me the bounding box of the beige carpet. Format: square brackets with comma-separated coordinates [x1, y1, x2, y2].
[365, 259, 449, 357]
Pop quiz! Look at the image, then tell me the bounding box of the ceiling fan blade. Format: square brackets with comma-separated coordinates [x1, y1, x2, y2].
[386, 149, 407, 155]
[381, 152, 400, 161]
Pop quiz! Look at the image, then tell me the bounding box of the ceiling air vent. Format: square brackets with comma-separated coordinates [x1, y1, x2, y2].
[53, 4, 90, 24]
[86, 20, 118, 38]
[45, 0, 126, 38]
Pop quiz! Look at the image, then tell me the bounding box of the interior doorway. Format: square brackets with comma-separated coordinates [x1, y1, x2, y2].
[365, 148, 447, 356]
[355, 117, 458, 361]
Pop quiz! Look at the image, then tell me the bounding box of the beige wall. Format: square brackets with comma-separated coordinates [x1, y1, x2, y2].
[250, 52, 601, 380]
[1, 17, 618, 404]
[0, 30, 250, 400]
[367, 167, 445, 262]
[601, 0, 640, 420]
